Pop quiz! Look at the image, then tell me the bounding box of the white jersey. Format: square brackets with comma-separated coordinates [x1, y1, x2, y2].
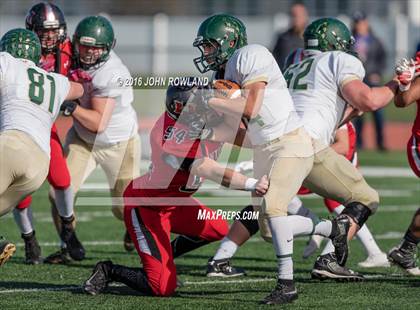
[0, 52, 70, 156]
[224, 44, 302, 145]
[74, 51, 138, 146]
[284, 50, 365, 145]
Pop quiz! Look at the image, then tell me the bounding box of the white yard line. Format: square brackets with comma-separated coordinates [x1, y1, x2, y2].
[12, 231, 405, 248]
[0, 274, 405, 294]
[1, 205, 418, 223]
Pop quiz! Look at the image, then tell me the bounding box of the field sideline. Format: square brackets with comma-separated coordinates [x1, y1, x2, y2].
[0, 150, 419, 309]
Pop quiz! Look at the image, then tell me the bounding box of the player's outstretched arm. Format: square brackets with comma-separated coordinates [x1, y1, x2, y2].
[190, 157, 268, 195]
[341, 78, 399, 112]
[65, 81, 84, 101]
[71, 97, 116, 133]
[394, 77, 420, 107]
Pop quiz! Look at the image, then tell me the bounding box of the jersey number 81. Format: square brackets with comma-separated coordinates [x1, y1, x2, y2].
[27, 68, 56, 113]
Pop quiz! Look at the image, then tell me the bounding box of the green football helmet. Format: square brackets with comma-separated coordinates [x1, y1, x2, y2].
[0, 28, 41, 64]
[303, 17, 355, 54]
[193, 14, 247, 73]
[73, 15, 115, 69]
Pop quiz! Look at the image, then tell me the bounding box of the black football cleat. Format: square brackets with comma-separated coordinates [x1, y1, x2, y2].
[123, 230, 135, 252]
[330, 215, 351, 266]
[83, 261, 113, 295]
[0, 239, 16, 267]
[261, 279, 298, 305]
[311, 253, 364, 281]
[206, 257, 246, 277]
[60, 215, 85, 261]
[22, 231, 43, 265]
[388, 243, 420, 276]
[44, 248, 72, 264]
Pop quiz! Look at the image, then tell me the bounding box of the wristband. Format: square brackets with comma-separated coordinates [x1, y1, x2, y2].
[245, 178, 258, 191]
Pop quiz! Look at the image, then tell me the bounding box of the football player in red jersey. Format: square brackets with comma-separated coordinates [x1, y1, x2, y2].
[82, 81, 269, 297]
[12, 2, 82, 265]
[387, 49, 420, 276]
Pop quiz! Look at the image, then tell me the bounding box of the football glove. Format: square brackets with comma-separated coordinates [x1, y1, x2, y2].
[395, 58, 416, 91]
[69, 68, 92, 83]
[60, 100, 78, 116]
[192, 86, 214, 113]
[188, 118, 214, 140]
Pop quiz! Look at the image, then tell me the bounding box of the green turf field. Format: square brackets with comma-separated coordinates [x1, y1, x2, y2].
[0, 150, 419, 309]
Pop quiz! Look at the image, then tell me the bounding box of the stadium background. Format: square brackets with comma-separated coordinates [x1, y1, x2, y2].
[1, 0, 419, 154]
[0, 1, 419, 308]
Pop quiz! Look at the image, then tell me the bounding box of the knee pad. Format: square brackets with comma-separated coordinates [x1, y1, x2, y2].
[354, 186, 379, 214]
[238, 205, 259, 236]
[342, 202, 372, 227]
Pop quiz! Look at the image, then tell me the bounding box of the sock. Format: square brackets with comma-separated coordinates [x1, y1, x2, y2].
[213, 237, 238, 260]
[288, 215, 314, 236]
[13, 207, 34, 235]
[356, 224, 382, 256]
[321, 239, 335, 255]
[268, 216, 294, 280]
[287, 196, 303, 214]
[54, 187, 74, 218]
[171, 235, 210, 258]
[111, 264, 153, 295]
[332, 204, 345, 215]
[334, 204, 382, 256]
[286, 198, 331, 237]
[313, 220, 332, 237]
[287, 197, 321, 224]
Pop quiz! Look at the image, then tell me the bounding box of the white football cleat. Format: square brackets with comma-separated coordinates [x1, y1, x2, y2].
[358, 252, 391, 268]
[302, 235, 324, 259]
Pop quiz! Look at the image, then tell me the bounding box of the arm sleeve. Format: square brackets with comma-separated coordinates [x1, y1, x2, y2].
[334, 52, 366, 89]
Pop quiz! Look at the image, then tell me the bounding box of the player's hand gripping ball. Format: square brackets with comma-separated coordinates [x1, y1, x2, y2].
[212, 79, 241, 99]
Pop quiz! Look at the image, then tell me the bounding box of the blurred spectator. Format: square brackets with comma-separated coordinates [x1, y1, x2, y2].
[351, 11, 387, 151]
[272, 2, 308, 69]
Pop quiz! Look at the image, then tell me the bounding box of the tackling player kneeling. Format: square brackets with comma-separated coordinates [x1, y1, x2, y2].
[82, 80, 268, 296]
[0, 29, 83, 266]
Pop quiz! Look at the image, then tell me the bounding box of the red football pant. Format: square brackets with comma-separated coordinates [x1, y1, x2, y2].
[124, 189, 228, 296]
[407, 134, 420, 178]
[16, 124, 71, 209]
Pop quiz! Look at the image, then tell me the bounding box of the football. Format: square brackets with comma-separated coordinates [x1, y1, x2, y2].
[212, 79, 241, 99]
